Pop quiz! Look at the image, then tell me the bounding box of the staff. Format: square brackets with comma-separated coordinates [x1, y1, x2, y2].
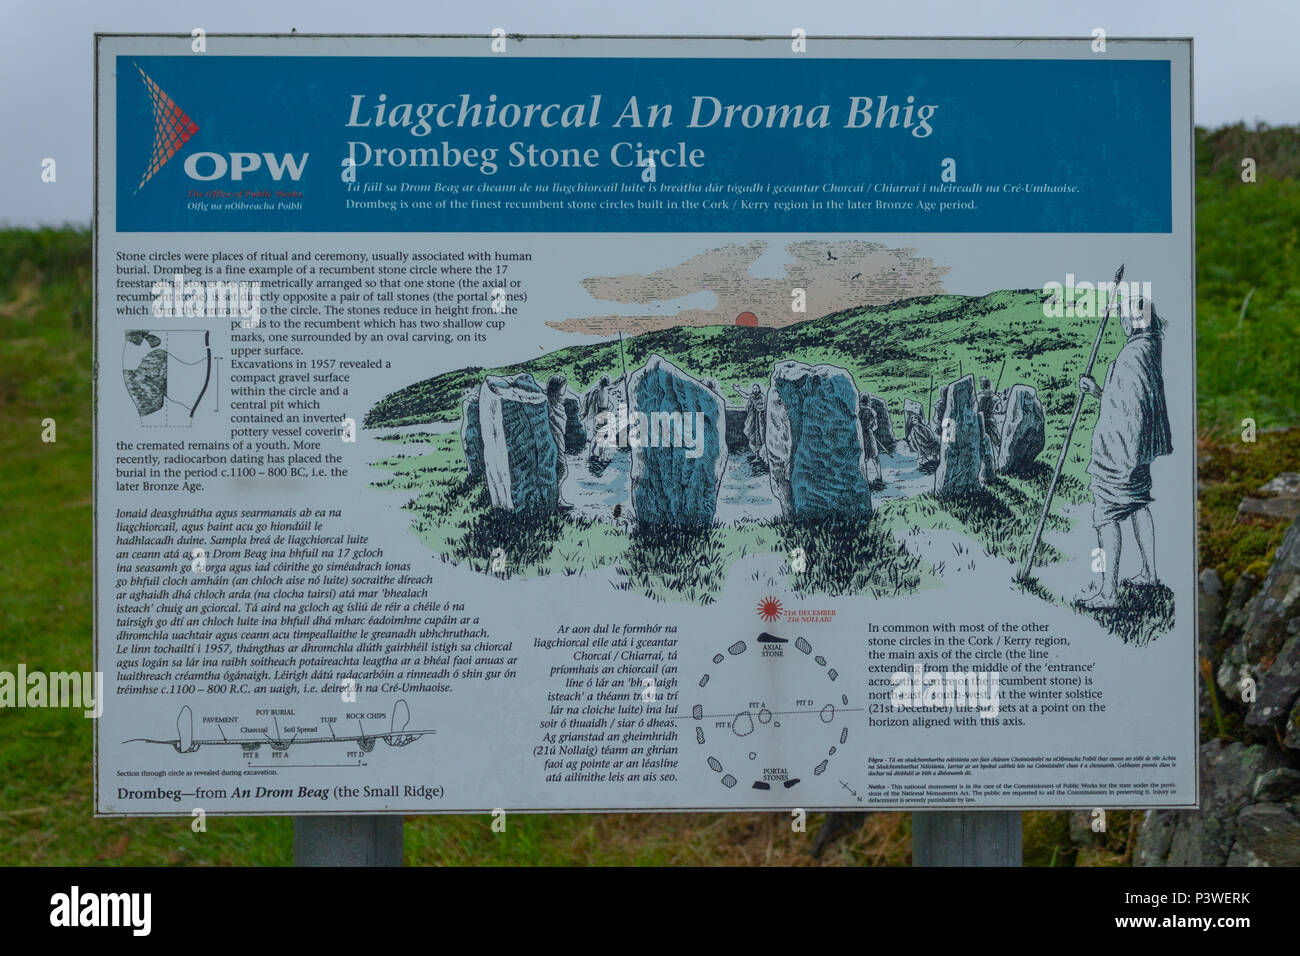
[617, 331, 629, 422]
[1019, 264, 1125, 580]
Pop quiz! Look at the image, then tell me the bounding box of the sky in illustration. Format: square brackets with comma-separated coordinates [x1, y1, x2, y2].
[551, 240, 950, 334]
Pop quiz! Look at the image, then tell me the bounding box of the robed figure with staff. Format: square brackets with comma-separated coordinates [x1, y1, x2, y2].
[1076, 296, 1172, 609]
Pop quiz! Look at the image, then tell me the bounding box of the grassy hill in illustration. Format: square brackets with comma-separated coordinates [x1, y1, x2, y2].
[369, 290, 1118, 429]
[367, 288, 1129, 488]
[367, 288, 1133, 610]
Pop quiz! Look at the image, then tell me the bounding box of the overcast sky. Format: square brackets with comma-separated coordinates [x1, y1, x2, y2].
[2, 0, 1295, 227]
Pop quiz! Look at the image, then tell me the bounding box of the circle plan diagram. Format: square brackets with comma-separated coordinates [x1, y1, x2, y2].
[692, 632, 851, 793]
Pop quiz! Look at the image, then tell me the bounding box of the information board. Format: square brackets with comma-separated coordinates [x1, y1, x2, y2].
[95, 34, 1196, 814]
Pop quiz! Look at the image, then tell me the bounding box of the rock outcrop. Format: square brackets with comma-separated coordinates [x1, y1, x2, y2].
[1137, 515, 1300, 867]
[1218, 519, 1300, 718]
[1135, 740, 1291, 866]
[1237, 473, 1300, 523]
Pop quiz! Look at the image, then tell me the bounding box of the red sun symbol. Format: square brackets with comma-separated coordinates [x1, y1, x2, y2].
[735, 311, 758, 327]
[757, 596, 784, 622]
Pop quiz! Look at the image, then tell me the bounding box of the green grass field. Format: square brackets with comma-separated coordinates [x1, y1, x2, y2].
[1195, 124, 1300, 433]
[1, 124, 1296, 866]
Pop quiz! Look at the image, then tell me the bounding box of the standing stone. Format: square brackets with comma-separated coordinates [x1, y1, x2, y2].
[766, 360, 872, 521]
[860, 393, 897, 453]
[478, 373, 559, 514]
[934, 374, 983, 498]
[460, 389, 484, 479]
[995, 384, 1047, 475]
[562, 389, 587, 454]
[626, 354, 726, 529]
[978, 412, 997, 485]
[724, 406, 749, 453]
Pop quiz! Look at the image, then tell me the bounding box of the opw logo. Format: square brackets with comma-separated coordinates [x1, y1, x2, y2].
[184, 151, 309, 182]
[132, 63, 308, 192]
[133, 63, 200, 194]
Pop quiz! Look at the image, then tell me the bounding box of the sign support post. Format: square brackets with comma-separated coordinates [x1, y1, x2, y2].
[912, 812, 1022, 866]
[294, 816, 403, 867]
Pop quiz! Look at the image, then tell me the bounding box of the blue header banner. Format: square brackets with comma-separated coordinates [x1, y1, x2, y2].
[116, 55, 1172, 233]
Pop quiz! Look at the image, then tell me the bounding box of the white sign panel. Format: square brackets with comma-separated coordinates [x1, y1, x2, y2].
[95, 34, 1196, 814]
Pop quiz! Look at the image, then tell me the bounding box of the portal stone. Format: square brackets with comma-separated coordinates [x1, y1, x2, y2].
[996, 384, 1047, 475]
[478, 373, 559, 514]
[765, 360, 873, 521]
[460, 389, 484, 479]
[934, 374, 984, 498]
[626, 354, 727, 529]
